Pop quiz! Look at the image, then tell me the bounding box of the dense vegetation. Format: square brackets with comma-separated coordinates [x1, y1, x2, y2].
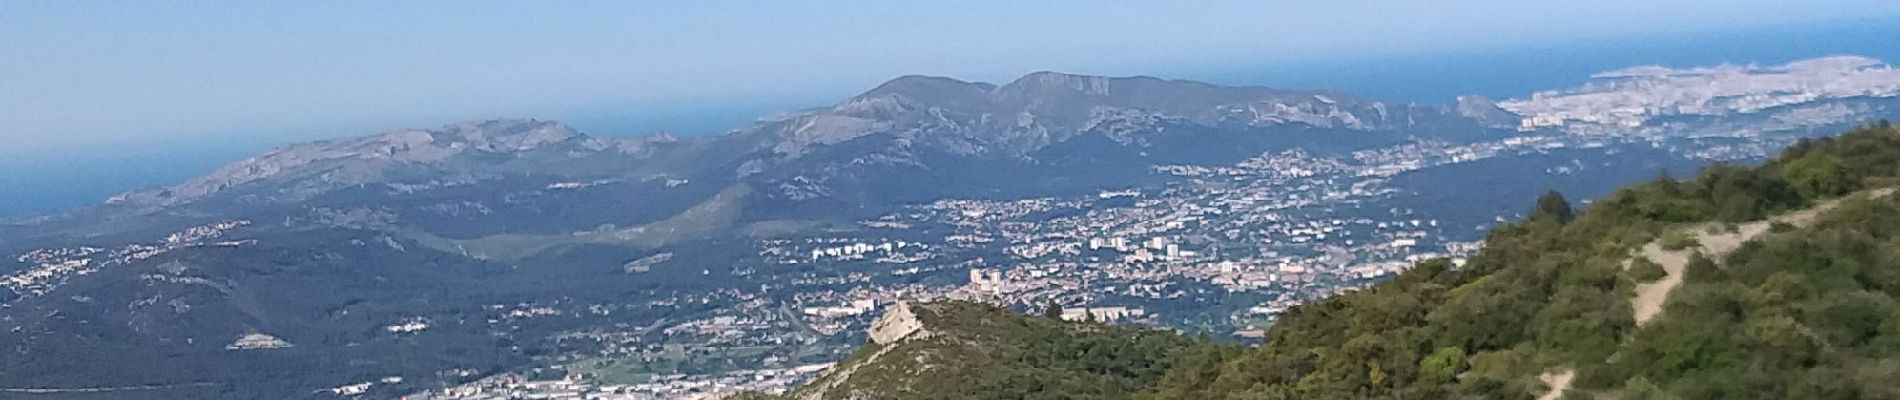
[1137, 122, 1900, 399]
[781, 301, 1233, 400]
[780, 123, 1900, 400]
[1587, 189, 1900, 399]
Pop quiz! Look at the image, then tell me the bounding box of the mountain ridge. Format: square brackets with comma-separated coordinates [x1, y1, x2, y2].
[59, 69, 1505, 231]
[105, 119, 686, 208]
[5, 57, 1900, 399]
[82, 56, 1899, 216]
[24, 55, 1898, 220]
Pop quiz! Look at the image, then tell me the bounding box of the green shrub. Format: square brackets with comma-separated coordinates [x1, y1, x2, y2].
[1660, 231, 1700, 251]
[1768, 221, 1796, 233]
[1131, 123, 1900, 400]
[1626, 258, 1668, 283]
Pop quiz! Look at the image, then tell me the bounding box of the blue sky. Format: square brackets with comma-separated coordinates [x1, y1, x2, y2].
[4, 1, 1900, 157]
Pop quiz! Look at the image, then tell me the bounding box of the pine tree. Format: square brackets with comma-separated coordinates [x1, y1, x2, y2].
[1533, 190, 1574, 224]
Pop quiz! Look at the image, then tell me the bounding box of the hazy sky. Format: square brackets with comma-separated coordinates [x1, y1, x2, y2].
[5, 1, 1900, 156]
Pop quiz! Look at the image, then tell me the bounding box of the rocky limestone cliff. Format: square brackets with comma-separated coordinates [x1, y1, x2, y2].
[793, 301, 934, 400]
[866, 301, 927, 345]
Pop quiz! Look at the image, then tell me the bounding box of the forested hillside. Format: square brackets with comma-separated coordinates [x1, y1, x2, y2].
[765, 302, 1227, 400]
[1139, 122, 1900, 399]
[780, 122, 1900, 400]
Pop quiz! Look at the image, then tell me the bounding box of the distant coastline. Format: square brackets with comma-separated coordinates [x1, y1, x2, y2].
[4, 19, 1897, 219]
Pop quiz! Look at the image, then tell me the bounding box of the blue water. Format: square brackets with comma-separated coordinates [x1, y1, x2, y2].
[0, 142, 266, 218]
[4, 19, 1898, 218]
[1190, 18, 1900, 102]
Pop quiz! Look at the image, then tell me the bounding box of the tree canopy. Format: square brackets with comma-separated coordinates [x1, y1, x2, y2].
[1137, 123, 1900, 400]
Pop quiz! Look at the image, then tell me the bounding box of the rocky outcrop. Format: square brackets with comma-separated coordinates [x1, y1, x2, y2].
[226, 332, 292, 350]
[867, 301, 927, 345]
[792, 302, 929, 400]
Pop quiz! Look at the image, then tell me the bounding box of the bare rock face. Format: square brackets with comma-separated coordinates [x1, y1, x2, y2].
[794, 302, 932, 400]
[867, 301, 926, 345]
[226, 332, 293, 350]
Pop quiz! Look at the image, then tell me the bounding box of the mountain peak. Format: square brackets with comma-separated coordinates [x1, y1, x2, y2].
[1003, 71, 1127, 97]
[434, 118, 582, 151]
[862, 75, 995, 95]
[1014, 70, 1090, 81]
[838, 75, 1001, 118]
[854, 75, 996, 104]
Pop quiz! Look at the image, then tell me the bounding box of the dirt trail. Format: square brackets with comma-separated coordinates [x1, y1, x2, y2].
[1537, 370, 1575, 400]
[1630, 189, 1889, 326]
[1540, 189, 1891, 400]
[1628, 221, 1764, 325]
